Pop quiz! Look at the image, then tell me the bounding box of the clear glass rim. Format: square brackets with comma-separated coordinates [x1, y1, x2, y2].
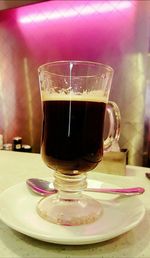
[38, 60, 114, 79]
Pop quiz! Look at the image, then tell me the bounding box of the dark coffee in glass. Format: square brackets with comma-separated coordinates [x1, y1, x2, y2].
[41, 99, 106, 174]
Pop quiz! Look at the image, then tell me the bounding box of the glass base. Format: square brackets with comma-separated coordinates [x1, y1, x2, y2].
[37, 193, 102, 226]
[37, 171, 102, 226]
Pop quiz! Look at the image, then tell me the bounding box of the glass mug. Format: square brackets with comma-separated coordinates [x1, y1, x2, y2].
[37, 61, 120, 226]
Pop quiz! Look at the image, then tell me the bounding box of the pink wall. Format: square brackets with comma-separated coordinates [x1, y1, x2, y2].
[0, 0, 149, 165]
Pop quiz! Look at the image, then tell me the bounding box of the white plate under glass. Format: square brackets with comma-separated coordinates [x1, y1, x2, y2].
[0, 176, 145, 245]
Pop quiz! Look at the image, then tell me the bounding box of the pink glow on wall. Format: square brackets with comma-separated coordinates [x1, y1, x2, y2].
[16, 0, 135, 64]
[18, 1, 132, 24]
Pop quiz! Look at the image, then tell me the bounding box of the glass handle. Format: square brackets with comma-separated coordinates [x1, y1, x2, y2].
[104, 101, 121, 150]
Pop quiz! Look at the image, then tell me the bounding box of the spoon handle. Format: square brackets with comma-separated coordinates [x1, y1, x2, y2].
[85, 187, 145, 195]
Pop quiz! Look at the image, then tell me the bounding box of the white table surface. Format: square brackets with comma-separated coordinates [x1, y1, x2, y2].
[0, 150, 150, 258]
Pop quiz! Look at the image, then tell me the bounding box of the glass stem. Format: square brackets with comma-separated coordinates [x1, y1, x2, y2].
[53, 171, 87, 199]
[57, 190, 82, 201]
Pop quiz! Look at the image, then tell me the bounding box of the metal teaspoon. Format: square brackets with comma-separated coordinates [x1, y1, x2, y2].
[26, 178, 145, 196]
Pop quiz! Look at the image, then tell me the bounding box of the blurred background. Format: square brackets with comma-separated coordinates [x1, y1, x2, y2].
[0, 0, 150, 167]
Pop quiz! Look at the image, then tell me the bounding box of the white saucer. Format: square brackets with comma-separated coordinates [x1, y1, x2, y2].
[0, 178, 145, 245]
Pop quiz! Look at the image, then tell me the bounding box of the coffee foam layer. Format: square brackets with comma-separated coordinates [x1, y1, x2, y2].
[41, 90, 107, 103]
